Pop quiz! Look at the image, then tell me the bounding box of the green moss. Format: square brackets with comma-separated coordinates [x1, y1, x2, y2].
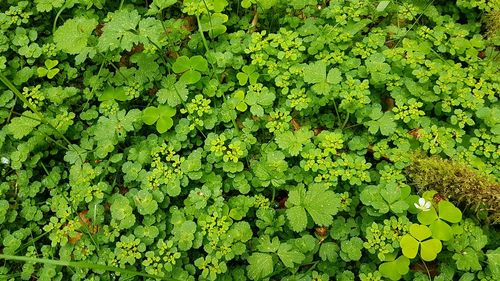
[406, 155, 500, 224]
[485, 10, 500, 39]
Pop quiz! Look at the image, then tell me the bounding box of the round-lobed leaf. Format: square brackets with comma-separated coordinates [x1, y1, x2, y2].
[409, 224, 432, 241]
[180, 69, 201, 84]
[172, 56, 191, 73]
[142, 107, 160, 125]
[420, 239, 442, 261]
[400, 235, 419, 259]
[430, 219, 453, 241]
[438, 201, 462, 223]
[190, 55, 208, 72]
[417, 207, 438, 225]
[156, 114, 173, 133]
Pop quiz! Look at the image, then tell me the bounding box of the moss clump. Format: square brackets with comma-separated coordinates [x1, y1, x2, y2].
[406, 155, 500, 224]
[484, 10, 500, 39]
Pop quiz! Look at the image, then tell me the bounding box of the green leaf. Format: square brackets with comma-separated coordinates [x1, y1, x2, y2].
[327, 68, 342, 84]
[46, 68, 60, 79]
[303, 185, 341, 226]
[44, 59, 58, 69]
[486, 248, 500, 279]
[400, 235, 419, 259]
[157, 76, 188, 107]
[147, 0, 177, 14]
[409, 224, 432, 241]
[430, 219, 453, 241]
[142, 106, 159, 125]
[200, 13, 228, 38]
[275, 128, 313, 156]
[453, 248, 482, 271]
[7, 112, 41, 139]
[247, 253, 273, 280]
[417, 207, 438, 225]
[180, 69, 201, 84]
[256, 235, 280, 253]
[133, 189, 158, 215]
[286, 206, 307, 232]
[376, 1, 390, 12]
[277, 243, 305, 268]
[420, 239, 442, 261]
[172, 56, 190, 73]
[379, 256, 410, 281]
[54, 17, 97, 54]
[99, 87, 129, 102]
[156, 114, 173, 133]
[190, 55, 208, 72]
[438, 201, 462, 223]
[237, 72, 248, 85]
[303, 61, 326, 84]
[142, 105, 176, 133]
[380, 183, 401, 204]
[36, 67, 48, 77]
[340, 237, 363, 261]
[367, 112, 397, 136]
[319, 242, 339, 262]
[97, 9, 142, 52]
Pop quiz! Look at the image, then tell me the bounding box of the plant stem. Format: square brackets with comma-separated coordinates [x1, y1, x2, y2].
[196, 15, 210, 53]
[341, 112, 350, 129]
[0, 254, 166, 280]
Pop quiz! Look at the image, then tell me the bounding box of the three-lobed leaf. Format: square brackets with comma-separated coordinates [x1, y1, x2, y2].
[142, 105, 176, 133]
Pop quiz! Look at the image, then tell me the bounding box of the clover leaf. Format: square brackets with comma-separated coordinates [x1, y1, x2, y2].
[401, 224, 442, 261]
[172, 55, 209, 84]
[230, 90, 248, 112]
[142, 105, 176, 133]
[366, 104, 397, 136]
[417, 200, 463, 241]
[379, 256, 410, 281]
[37, 59, 60, 79]
[200, 13, 229, 38]
[245, 86, 275, 116]
[237, 65, 259, 86]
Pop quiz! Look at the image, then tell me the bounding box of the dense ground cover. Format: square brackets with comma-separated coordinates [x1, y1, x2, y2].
[0, 0, 499, 280]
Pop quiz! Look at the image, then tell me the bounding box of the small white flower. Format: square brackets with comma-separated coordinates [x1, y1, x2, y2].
[0, 157, 9, 165]
[414, 197, 432, 212]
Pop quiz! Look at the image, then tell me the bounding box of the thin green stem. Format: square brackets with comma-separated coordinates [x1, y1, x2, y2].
[52, 3, 68, 34]
[0, 254, 166, 280]
[196, 15, 210, 53]
[341, 112, 350, 129]
[332, 99, 341, 126]
[201, 0, 214, 38]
